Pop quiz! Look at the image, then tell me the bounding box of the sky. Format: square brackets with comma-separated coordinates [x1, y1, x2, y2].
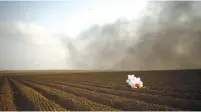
[0, 1, 147, 37]
[0, 1, 201, 70]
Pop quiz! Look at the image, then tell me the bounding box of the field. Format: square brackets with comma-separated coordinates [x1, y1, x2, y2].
[0, 69, 201, 111]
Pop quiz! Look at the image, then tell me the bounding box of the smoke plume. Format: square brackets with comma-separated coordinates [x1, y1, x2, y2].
[62, 1, 201, 70]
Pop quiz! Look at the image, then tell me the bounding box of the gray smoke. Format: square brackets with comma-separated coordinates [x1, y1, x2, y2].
[63, 1, 201, 70]
[0, 22, 68, 70]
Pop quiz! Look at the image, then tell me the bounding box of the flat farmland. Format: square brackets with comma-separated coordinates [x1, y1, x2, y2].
[0, 69, 201, 111]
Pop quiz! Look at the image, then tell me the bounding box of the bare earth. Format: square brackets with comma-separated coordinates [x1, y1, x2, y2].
[0, 69, 201, 111]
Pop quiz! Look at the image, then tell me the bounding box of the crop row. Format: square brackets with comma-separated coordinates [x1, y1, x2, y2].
[0, 77, 17, 111]
[61, 80, 201, 100]
[13, 77, 201, 110]
[49, 80, 201, 110]
[32, 80, 179, 111]
[9, 78, 66, 111]
[73, 80, 201, 89]
[14, 78, 119, 111]
[76, 80, 201, 92]
[16, 77, 201, 100]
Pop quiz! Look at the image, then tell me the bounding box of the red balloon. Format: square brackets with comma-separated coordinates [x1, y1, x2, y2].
[135, 84, 139, 88]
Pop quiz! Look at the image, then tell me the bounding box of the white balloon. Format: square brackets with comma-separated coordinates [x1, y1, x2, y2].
[126, 74, 143, 88]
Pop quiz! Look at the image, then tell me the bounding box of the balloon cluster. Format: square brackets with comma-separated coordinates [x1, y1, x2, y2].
[126, 74, 143, 88]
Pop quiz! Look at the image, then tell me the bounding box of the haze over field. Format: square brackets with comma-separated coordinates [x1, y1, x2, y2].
[0, 1, 201, 70]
